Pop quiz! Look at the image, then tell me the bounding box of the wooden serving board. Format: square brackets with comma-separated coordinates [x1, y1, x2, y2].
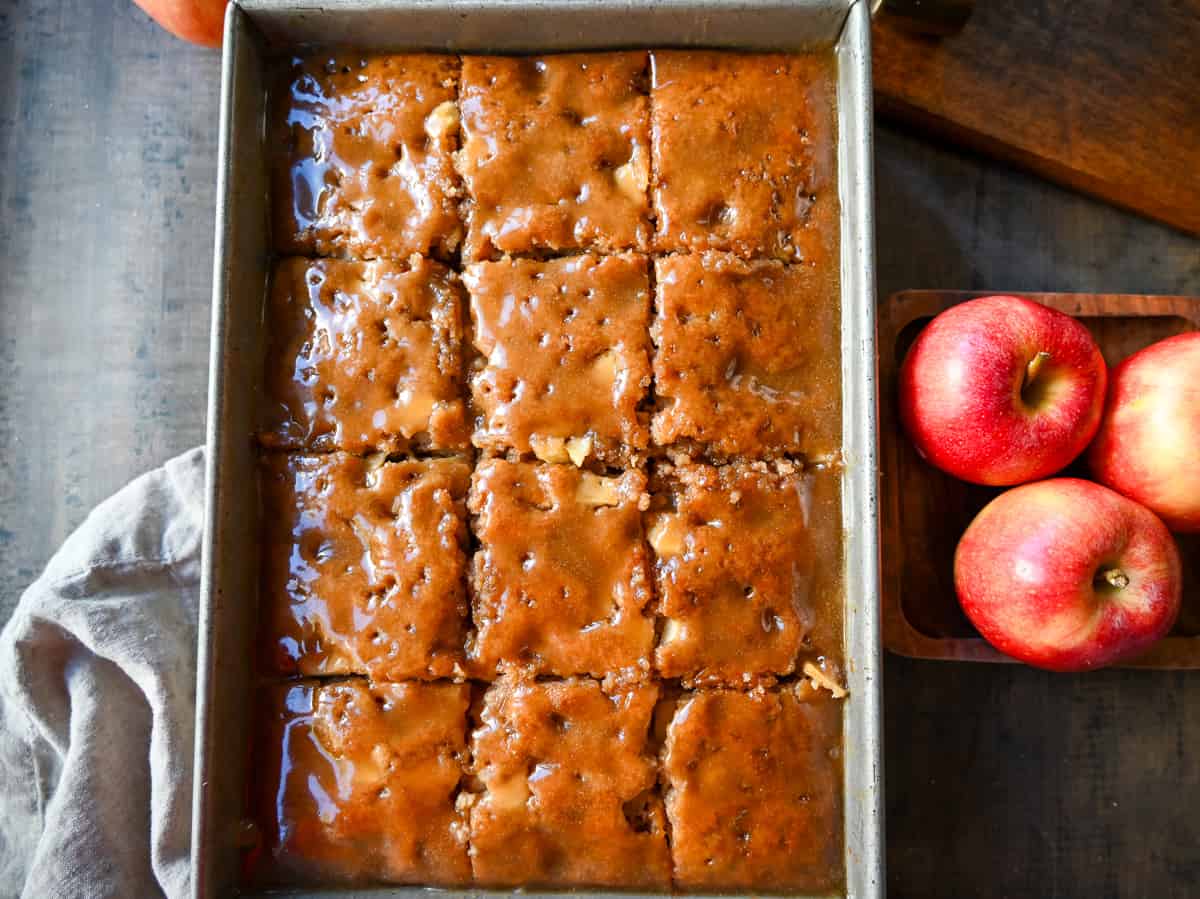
[880, 290, 1200, 669]
[872, 0, 1200, 236]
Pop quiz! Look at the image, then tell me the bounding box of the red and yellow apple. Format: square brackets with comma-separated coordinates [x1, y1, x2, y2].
[900, 295, 1107, 486]
[955, 478, 1182, 672]
[1087, 331, 1200, 533]
[134, 0, 227, 47]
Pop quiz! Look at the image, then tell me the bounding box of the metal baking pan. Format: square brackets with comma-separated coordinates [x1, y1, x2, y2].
[192, 1, 882, 896]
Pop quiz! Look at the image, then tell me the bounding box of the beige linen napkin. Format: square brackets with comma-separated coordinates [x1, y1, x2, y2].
[0, 447, 204, 899]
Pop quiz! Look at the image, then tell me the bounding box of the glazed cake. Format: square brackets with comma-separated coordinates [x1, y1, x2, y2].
[651, 251, 841, 461]
[259, 453, 471, 681]
[661, 683, 843, 891]
[466, 677, 671, 887]
[467, 459, 655, 682]
[254, 48, 844, 893]
[271, 54, 463, 261]
[255, 679, 471, 885]
[649, 51, 838, 266]
[465, 252, 652, 465]
[260, 256, 469, 454]
[648, 460, 820, 687]
[456, 53, 652, 261]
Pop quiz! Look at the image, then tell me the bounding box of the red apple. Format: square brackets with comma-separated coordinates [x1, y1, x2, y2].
[900, 295, 1107, 485]
[1087, 331, 1200, 533]
[955, 478, 1182, 672]
[133, 0, 227, 47]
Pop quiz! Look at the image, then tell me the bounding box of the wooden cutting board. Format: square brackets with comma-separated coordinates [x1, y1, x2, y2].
[872, 0, 1200, 236]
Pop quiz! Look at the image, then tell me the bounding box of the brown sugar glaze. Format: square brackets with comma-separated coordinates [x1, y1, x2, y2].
[466, 253, 652, 466]
[271, 54, 464, 261]
[259, 454, 472, 680]
[255, 47, 845, 894]
[652, 251, 842, 461]
[457, 53, 652, 261]
[252, 679, 472, 886]
[259, 256, 469, 454]
[648, 461, 844, 688]
[466, 677, 671, 888]
[661, 683, 843, 892]
[649, 51, 838, 267]
[468, 459, 655, 682]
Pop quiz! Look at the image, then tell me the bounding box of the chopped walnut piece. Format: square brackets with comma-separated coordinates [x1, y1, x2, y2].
[803, 661, 847, 699]
[425, 99, 459, 141]
[577, 472, 622, 507]
[530, 434, 570, 464]
[646, 513, 685, 557]
[566, 435, 593, 467]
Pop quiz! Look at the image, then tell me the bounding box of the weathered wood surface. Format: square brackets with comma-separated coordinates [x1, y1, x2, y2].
[0, 0, 216, 607]
[876, 128, 1200, 899]
[0, 1, 1198, 896]
[874, 0, 1200, 235]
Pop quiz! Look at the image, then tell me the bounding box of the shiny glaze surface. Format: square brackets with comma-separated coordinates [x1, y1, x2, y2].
[466, 253, 651, 465]
[457, 53, 652, 261]
[468, 459, 654, 682]
[652, 251, 841, 461]
[662, 683, 842, 891]
[466, 677, 670, 887]
[271, 54, 463, 260]
[251, 46, 848, 894]
[650, 51, 838, 264]
[260, 453, 471, 680]
[650, 461, 836, 687]
[254, 679, 471, 885]
[260, 256, 468, 454]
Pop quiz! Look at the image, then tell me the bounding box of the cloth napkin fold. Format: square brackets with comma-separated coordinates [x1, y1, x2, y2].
[0, 447, 205, 899]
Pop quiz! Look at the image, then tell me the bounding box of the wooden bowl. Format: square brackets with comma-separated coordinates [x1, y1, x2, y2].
[879, 290, 1200, 669]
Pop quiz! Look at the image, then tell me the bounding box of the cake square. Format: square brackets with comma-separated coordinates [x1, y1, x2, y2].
[468, 459, 654, 681]
[649, 50, 838, 263]
[457, 53, 652, 261]
[661, 683, 843, 891]
[466, 678, 670, 888]
[648, 461, 822, 687]
[466, 253, 652, 465]
[259, 453, 472, 681]
[270, 53, 463, 260]
[260, 256, 469, 454]
[253, 679, 471, 886]
[651, 252, 840, 461]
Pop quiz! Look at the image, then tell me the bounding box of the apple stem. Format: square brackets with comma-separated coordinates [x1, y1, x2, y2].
[1024, 351, 1052, 388]
[1099, 567, 1130, 591]
[1020, 351, 1054, 407]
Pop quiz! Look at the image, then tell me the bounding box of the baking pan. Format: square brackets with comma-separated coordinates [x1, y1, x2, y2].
[880, 289, 1200, 668]
[192, 1, 882, 896]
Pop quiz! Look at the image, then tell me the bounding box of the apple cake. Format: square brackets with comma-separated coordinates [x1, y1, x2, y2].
[254, 47, 844, 894]
[467, 458, 654, 682]
[457, 53, 652, 261]
[254, 679, 471, 885]
[661, 682, 843, 891]
[270, 54, 463, 261]
[259, 256, 469, 454]
[259, 453, 471, 681]
[466, 677, 671, 888]
[649, 51, 838, 266]
[648, 460, 826, 686]
[652, 251, 841, 461]
[465, 252, 652, 466]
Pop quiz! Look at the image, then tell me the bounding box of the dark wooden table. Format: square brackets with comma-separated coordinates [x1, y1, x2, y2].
[1, 1, 1197, 896]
